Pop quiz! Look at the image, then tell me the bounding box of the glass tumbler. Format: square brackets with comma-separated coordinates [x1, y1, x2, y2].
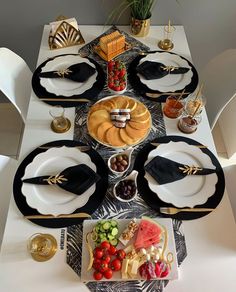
[49, 106, 71, 133]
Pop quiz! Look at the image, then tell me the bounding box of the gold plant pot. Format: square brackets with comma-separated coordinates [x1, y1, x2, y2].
[131, 17, 150, 37]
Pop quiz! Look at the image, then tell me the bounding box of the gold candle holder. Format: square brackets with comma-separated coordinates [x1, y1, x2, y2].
[158, 20, 176, 51]
[27, 233, 57, 262]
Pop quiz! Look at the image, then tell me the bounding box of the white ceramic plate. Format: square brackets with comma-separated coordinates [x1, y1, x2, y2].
[40, 55, 97, 96]
[144, 141, 218, 208]
[81, 218, 178, 281]
[21, 146, 96, 215]
[137, 52, 193, 92]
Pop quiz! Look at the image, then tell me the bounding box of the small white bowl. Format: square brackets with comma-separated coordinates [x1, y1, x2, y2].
[108, 148, 134, 176]
[113, 170, 138, 202]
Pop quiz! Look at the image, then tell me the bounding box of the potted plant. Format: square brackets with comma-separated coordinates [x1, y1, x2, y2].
[108, 0, 157, 37]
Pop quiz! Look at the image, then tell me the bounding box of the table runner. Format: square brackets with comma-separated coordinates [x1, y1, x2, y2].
[66, 26, 187, 291]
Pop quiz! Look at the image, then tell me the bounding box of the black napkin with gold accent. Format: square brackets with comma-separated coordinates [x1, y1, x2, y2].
[145, 156, 215, 185]
[22, 164, 100, 195]
[136, 61, 190, 80]
[39, 62, 96, 82]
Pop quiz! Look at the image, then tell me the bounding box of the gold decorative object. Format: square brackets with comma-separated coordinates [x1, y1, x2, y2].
[27, 233, 57, 262]
[48, 16, 85, 50]
[131, 17, 150, 37]
[179, 165, 203, 175]
[158, 20, 176, 51]
[43, 174, 68, 185]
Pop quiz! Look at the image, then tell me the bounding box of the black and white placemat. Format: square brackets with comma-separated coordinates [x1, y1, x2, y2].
[66, 26, 187, 291]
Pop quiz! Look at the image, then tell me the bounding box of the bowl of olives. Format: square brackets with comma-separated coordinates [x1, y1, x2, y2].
[108, 148, 133, 176]
[113, 170, 138, 202]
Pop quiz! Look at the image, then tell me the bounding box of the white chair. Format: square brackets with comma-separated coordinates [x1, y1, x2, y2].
[0, 155, 17, 249]
[223, 164, 236, 223]
[201, 49, 236, 130]
[0, 47, 32, 123]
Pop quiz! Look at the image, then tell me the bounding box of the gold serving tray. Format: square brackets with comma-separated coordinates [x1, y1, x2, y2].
[94, 42, 132, 61]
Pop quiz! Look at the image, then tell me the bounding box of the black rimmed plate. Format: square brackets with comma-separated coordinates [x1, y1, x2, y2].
[128, 51, 199, 102]
[13, 140, 108, 228]
[133, 135, 225, 220]
[32, 54, 105, 107]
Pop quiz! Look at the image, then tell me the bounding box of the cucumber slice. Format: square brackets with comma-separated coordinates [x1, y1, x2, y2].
[111, 227, 118, 236]
[99, 226, 105, 232]
[100, 220, 106, 225]
[95, 226, 100, 232]
[103, 222, 111, 230]
[107, 234, 114, 240]
[110, 220, 117, 227]
[110, 238, 118, 246]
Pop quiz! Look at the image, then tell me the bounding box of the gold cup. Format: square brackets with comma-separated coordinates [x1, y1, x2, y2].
[27, 233, 57, 262]
[158, 20, 176, 51]
[49, 106, 71, 133]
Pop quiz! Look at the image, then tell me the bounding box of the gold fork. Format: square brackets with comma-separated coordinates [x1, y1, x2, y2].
[160, 207, 214, 215]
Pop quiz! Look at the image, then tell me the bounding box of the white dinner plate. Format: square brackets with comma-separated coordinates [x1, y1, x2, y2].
[137, 52, 193, 92]
[40, 55, 98, 96]
[21, 146, 96, 215]
[81, 218, 178, 281]
[144, 141, 218, 208]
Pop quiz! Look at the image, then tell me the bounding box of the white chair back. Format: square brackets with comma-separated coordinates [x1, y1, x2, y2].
[223, 165, 236, 223]
[202, 49, 236, 130]
[0, 48, 32, 123]
[0, 155, 17, 248]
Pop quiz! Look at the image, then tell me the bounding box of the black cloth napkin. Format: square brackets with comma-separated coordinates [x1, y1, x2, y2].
[145, 155, 215, 185]
[38, 62, 96, 82]
[136, 61, 190, 80]
[22, 164, 100, 196]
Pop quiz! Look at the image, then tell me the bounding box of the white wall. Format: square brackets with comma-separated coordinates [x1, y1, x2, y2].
[0, 0, 235, 73]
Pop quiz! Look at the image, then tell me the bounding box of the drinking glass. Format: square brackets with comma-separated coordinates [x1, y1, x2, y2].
[158, 22, 176, 51]
[49, 106, 71, 133]
[27, 233, 57, 261]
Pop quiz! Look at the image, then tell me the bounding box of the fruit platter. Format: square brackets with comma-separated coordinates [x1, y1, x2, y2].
[81, 217, 178, 281]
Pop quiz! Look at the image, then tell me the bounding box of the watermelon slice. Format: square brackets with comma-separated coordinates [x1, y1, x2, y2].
[134, 217, 164, 250]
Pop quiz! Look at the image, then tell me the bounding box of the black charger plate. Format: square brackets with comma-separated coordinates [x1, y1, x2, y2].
[128, 51, 199, 102]
[13, 140, 108, 228]
[32, 54, 105, 107]
[134, 135, 225, 220]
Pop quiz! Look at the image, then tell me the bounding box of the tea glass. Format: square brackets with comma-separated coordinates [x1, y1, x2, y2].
[178, 113, 202, 134]
[49, 106, 71, 133]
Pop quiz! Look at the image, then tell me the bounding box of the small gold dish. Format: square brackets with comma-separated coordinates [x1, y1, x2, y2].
[27, 233, 57, 262]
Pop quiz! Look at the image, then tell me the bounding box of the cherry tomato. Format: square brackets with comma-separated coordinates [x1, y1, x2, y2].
[119, 83, 126, 91]
[114, 85, 121, 91]
[93, 258, 101, 270]
[108, 61, 115, 71]
[99, 260, 109, 273]
[102, 254, 111, 264]
[110, 258, 121, 271]
[116, 249, 126, 260]
[119, 68, 126, 78]
[103, 268, 113, 279]
[93, 271, 103, 281]
[109, 245, 117, 255]
[93, 248, 103, 259]
[100, 241, 111, 251]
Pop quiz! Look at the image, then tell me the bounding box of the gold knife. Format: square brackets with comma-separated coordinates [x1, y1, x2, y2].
[38, 145, 91, 151]
[160, 207, 214, 215]
[25, 212, 91, 219]
[150, 142, 207, 149]
[146, 92, 190, 98]
[40, 98, 90, 102]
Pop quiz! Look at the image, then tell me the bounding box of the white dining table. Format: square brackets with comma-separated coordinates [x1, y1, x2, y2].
[0, 25, 236, 292]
